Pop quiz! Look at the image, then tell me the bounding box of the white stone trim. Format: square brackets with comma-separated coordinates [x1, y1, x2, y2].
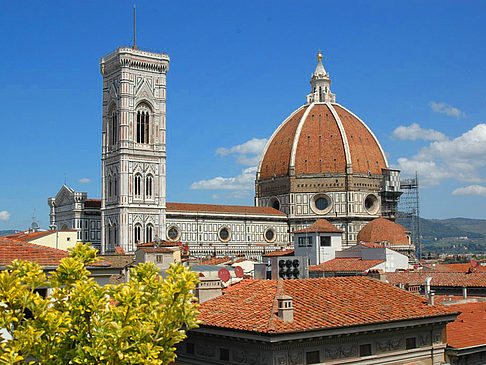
[289, 103, 314, 170]
[256, 105, 307, 178]
[327, 103, 352, 168]
[332, 103, 389, 168]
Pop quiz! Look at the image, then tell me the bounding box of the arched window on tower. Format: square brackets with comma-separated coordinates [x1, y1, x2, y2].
[134, 173, 142, 198]
[146, 174, 153, 198]
[108, 224, 113, 246]
[146, 224, 154, 243]
[110, 110, 118, 146]
[108, 176, 112, 197]
[113, 224, 118, 246]
[136, 104, 151, 144]
[319, 86, 323, 102]
[134, 224, 142, 244]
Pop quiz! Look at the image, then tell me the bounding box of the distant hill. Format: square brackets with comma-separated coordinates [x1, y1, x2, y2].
[397, 217, 484, 240]
[0, 230, 19, 237]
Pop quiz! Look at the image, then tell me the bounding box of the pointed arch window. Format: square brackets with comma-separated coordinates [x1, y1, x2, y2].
[108, 176, 112, 197]
[134, 223, 142, 244]
[146, 224, 154, 243]
[136, 105, 151, 144]
[146, 174, 153, 198]
[110, 110, 118, 146]
[134, 173, 142, 198]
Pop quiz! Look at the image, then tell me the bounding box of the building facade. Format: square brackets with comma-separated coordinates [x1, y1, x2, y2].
[178, 277, 457, 365]
[99, 47, 170, 253]
[48, 48, 402, 257]
[48, 185, 102, 249]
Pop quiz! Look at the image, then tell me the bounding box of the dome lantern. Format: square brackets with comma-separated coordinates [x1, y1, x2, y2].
[307, 50, 336, 104]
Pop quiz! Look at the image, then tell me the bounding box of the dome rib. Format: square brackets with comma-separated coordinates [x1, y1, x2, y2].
[257, 106, 307, 179]
[289, 103, 315, 171]
[333, 104, 389, 169]
[327, 103, 352, 170]
[258, 102, 388, 179]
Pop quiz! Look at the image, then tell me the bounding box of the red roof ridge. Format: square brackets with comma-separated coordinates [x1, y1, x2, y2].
[268, 278, 285, 330]
[166, 202, 286, 216]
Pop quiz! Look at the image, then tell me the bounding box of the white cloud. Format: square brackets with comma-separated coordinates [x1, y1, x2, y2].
[216, 138, 268, 166]
[430, 101, 466, 118]
[392, 123, 448, 141]
[395, 124, 486, 186]
[79, 178, 91, 184]
[0, 211, 11, 221]
[452, 185, 486, 197]
[190, 137, 268, 194]
[190, 166, 256, 191]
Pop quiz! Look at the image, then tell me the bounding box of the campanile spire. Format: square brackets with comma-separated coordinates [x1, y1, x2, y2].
[306, 50, 335, 104]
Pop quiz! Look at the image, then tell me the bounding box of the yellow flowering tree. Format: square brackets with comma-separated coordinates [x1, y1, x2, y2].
[0, 243, 199, 364]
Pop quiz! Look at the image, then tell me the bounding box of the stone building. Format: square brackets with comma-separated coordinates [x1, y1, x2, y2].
[48, 185, 102, 249]
[48, 47, 402, 257]
[177, 276, 458, 364]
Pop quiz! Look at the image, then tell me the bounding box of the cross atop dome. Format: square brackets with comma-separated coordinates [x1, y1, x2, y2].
[306, 50, 336, 104]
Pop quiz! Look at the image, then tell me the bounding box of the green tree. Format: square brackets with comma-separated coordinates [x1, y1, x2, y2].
[0, 243, 199, 364]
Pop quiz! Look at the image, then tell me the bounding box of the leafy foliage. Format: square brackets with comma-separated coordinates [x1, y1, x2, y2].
[0, 243, 199, 364]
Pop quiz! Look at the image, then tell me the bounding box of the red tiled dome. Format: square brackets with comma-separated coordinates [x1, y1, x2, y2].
[357, 217, 410, 246]
[257, 103, 388, 179]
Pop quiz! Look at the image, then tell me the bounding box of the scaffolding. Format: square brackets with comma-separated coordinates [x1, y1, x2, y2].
[398, 173, 421, 260]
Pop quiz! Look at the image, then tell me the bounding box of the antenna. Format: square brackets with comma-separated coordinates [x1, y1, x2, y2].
[133, 4, 137, 50]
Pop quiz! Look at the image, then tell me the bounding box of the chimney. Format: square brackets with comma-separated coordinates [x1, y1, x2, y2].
[367, 269, 386, 282]
[277, 295, 294, 322]
[425, 277, 432, 298]
[195, 277, 222, 304]
[462, 287, 468, 299]
[428, 292, 435, 306]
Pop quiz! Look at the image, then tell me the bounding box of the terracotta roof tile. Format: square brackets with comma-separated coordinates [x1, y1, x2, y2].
[446, 301, 486, 349]
[310, 258, 385, 272]
[198, 277, 453, 333]
[263, 249, 294, 257]
[199, 257, 232, 266]
[294, 104, 347, 175]
[293, 219, 343, 234]
[5, 230, 75, 242]
[386, 272, 486, 287]
[166, 202, 285, 216]
[0, 237, 68, 266]
[260, 107, 307, 179]
[333, 105, 387, 175]
[426, 263, 486, 273]
[357, 217, 410, 246]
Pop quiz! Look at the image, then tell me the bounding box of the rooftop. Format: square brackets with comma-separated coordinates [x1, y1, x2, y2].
[263, 249, 295, 257]
[310, 258, 385, 273]
[446, 301, 486, 349]
[4, 230, 75, 242]
[166, 202, 286, 216]
[386, 271, 486, 288]
[197, 277, 453, 334]
[0, 237, 68, 266]
[357, 217, 410, 246]
[293, 219, 343, 234]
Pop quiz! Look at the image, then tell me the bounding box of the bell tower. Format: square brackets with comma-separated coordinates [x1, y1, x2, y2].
[100, 47, 170, 253]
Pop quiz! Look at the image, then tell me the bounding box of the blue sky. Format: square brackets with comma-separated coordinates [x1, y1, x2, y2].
[1, 0, 486, 229]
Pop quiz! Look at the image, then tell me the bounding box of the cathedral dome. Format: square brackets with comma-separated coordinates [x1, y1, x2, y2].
[357, 217, 410, 246]
[257, 102, 388, 179]
[257, 52, 388, 180]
